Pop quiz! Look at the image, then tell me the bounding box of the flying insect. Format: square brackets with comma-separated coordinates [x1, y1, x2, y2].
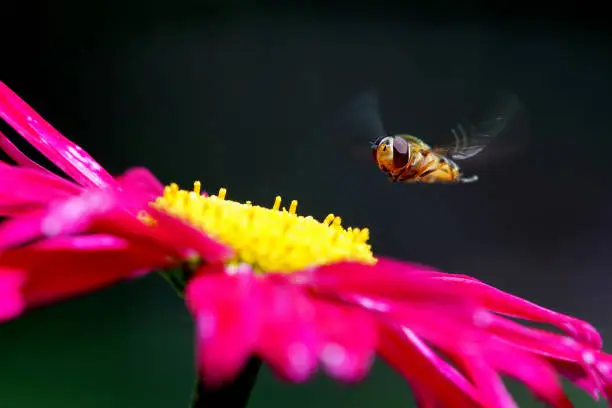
[371, 133, 478, 183]
[365, 92, 523, 184]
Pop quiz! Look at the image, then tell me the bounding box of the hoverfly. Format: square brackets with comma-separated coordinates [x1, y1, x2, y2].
[360, 92, 523, 184]
[371, 133, 479, 184]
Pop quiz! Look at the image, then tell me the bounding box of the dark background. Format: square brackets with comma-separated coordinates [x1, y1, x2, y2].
[1, 1, 611, 407]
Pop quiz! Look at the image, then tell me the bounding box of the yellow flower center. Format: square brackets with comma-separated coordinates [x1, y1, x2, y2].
[150, 182, 376, 273]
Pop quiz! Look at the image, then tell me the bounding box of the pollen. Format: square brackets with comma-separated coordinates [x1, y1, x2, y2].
[151, 182, 376, 273]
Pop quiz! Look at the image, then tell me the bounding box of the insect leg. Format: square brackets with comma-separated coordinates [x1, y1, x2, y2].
[459, 175, 479, 183]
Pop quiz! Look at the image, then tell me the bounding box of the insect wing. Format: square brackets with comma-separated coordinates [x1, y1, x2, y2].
[312, 89, 391, 163]
[447, 122, 488, 160]
[325, 90, 388, 145]
[344, 90, 388, 144]
[434, 92, 526, 161]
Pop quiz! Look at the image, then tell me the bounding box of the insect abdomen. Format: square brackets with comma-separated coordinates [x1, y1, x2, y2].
[396, 151, 461, 183]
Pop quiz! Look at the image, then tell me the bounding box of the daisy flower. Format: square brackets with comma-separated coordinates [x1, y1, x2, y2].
[0, 80, 610, 408]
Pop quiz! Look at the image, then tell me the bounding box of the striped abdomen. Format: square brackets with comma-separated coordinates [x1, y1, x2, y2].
[392, 149, 462, 183]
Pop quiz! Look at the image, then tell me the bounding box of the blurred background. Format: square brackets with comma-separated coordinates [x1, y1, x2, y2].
[1, 0, 611, 407]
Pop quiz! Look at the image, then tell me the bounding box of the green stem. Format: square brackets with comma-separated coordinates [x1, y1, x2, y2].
[158, 266, 261, 408]
[159, 267, 193, 298]
[190, 357, 262, 408]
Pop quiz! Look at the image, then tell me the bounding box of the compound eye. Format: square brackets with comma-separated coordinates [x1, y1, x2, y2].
[393, 136, 410, 168]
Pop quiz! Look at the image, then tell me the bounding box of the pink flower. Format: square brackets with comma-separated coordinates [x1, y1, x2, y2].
[186, 258, 610, 408]
[1, 80, 611, 407]
[0, 81, 231, 318]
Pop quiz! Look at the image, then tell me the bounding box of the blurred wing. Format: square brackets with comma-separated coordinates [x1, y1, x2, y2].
[310, 89, 389, 162]
[433, 92, 524, 161]
[342, 90, 387, 141]
[320, 89, 388, 145]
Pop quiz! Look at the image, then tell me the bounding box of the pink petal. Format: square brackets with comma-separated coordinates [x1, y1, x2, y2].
[256, 279, 320, 382]
[0, 161, 82, 216]
[458, 350, 518, 408]
[0, 194, 46, 217]
[483, 313, 584, 360]
[78, 189, 229, 263]
[185, 265, 260, 386]
[350, 294, 481, 353]
[353, 258, 601, 350]
[592, 352, 612, 402]
[480, 344, 573, 408]
[549, 359, 602, 400]
[428, 274, 602, 349]
[32, 234, 129, 251]
[375, 257, 479, 281]
[379, 299, 583, 407]
[0, 238, 168, 306]
[0, 187, 161, 250]
[131, 207, 232, 262]
[90, 210, 229, 264]
[378, 323, 486, 408]
[0, 170, 229, 263]
[301, 262, 479, 307]
[116, 167, 164, 200]
[0, 188, 230, 264]
[0, 81, 117, 189]
[0, 188, 119, 249]
[485, 315, 606, 401]
[0, 208, 49, 248]
[485, 316, 604, 399]
[312, 300, 377, 382]
[0, 129, 53, 174]
[412, 387, 439, 408]
[0, 268, 26, 321]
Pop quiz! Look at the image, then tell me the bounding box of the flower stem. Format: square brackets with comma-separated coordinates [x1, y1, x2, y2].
[190, 357, 262, 408]
[162, 265, 261, 408]
[159, 268, 188, 297]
